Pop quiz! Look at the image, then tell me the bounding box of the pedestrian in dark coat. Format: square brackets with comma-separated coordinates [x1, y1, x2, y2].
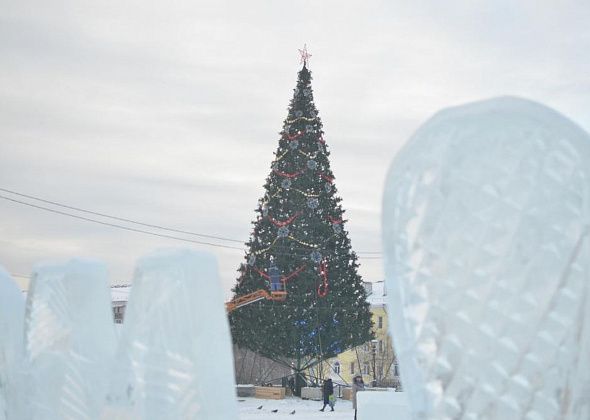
[319, 378, 334, 412]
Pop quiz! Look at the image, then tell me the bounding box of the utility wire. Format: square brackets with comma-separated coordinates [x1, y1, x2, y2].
[0, 195, 375, 258]
[0, 187, 243, 244]
[0, 189, 382, 258]
[0, 194, 245, 251]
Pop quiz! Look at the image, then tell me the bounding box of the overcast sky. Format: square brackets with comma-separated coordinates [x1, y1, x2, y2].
[1, 0, 589, 297]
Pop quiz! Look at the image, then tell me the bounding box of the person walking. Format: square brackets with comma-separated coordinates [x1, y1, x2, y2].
[352, 375, 365, 420]
[319, 378, 335, 412]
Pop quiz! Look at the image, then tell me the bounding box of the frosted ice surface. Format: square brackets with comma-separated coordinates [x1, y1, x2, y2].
[24, 259, 117, 420]
[112, 249, 238, 420]
[357, 391, 410, 420]
[382, 97, 590, 419]
[0, 267, 26, 420]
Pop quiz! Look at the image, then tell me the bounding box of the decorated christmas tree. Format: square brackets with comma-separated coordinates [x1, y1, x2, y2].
[228, 48, 373, 390]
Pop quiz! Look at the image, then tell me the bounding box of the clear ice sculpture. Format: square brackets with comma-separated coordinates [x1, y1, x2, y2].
[382, 97, 590, 419]
[24, 259, 117, 420]
[0, 267, 26, 420]
[111, 249, 238, 420]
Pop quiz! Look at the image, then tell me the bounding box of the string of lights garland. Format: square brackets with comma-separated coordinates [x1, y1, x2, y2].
[270, 188, 283, 198]
[285, 116, 316, 123]
[251, 238, 279, 255]
[298, 150, 313, 158]
[252, 246, 312, 258]
[287, 235, 319, 248]
[292, 188, 320, 198]
[274, 149, 290, 162]
[248, 235, 329, 252]
[246, 246, 337, 260]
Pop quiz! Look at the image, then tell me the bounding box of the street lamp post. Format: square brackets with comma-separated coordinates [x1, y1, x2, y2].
[371, 339, 378, 387]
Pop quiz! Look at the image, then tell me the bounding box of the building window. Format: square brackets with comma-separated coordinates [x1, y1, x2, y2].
[364, 343, 369, 351]
[350, 362, 355, 374]
[378, 316, 383, 329]
[113, 305, 125, 324]
[363, 363, 370, 375]
[334, 362, 340, 374]
[378, 340, 383, 353]
[394, 364, 399, 377]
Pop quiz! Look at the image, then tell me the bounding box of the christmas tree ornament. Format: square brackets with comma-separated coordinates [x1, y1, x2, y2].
[277, 226, 289, 238]
[307, 159, 318, 170]
[289, 140, 299, 150]
[281, 179, 292, 190]
[305, 124, 314, 133]
[306, 198, 319, 209]
[310, 250, 323, 263]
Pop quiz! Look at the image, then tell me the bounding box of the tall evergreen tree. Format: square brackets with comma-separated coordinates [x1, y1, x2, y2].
[229, 53, 373, 387]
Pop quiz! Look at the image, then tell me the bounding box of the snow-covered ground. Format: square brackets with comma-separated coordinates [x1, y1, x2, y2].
[238, 397, 354, 420]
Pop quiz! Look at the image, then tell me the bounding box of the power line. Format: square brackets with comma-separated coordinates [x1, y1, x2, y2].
[0, 194, 245, 251]
[0, 187, 381, 255]
[0, 187, 243, 244]
[0, 188, 382, 259]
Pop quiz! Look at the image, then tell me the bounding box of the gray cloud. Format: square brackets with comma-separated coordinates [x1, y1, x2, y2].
[1, 0, 589, 296]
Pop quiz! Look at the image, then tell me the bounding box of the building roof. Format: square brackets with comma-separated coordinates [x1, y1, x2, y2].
[22, 284, 131, 304]
[364, 281, 386, 307]
[111, 284, 131, 303]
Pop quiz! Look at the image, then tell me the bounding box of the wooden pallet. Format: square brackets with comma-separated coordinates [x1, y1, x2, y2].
[254, 386, 286, 400]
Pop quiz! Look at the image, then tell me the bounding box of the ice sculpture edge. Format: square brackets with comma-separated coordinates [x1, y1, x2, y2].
[114, 248, 238, 420]
[0, 267, 26, 420]
[382, 96, 590, 419]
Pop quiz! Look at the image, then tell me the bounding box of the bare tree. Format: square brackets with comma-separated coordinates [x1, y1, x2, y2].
[233, 346, 291, 385]
[355, 335, 400, 388]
